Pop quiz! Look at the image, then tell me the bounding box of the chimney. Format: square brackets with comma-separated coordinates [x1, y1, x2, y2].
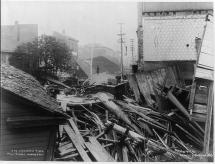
[62, 29, 65, 35]
[15, 20, 19, 25]
[195, 37, 202, 56]
[15, 21, 20, 41]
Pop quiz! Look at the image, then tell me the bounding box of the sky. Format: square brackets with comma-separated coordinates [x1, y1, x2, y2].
[1, 1, 138, 56]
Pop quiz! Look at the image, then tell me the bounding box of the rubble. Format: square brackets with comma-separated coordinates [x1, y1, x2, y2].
[53, 89, 208, 162]
[39, 63, 213, 162]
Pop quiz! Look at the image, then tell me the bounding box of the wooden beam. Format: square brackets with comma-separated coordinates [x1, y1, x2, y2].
[127, 74, 142, 103]
[46, 126, 57, 160]
[63, 125, 91, 162]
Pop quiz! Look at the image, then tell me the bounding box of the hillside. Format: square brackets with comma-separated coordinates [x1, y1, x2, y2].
[78, 45, 120, 66]
[92, 56, 120, 74]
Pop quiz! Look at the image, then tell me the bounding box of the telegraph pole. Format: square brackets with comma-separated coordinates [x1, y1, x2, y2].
[118, 23, 125, 80]
[130, 39, 134, 63]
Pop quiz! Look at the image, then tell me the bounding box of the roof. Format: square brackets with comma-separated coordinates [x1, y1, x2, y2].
[53, 31, 78, 42]
[76, 56, 120, 77]
[142, 2, 213, 12]
[1, 64, 68, 117]
[143, 15, 206, 61]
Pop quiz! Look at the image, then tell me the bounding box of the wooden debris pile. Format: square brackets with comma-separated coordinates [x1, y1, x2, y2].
[54, 91, 206, 162]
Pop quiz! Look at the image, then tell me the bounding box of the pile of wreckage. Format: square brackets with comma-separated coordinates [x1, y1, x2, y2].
[51, 66, 213, 162]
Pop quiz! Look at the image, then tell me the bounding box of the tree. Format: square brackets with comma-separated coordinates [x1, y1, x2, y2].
[10, 35, 72, 79]
[9, 39, 39, 76]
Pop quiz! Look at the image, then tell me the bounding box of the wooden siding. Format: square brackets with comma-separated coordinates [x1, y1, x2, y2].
[128, 66, 182, 106]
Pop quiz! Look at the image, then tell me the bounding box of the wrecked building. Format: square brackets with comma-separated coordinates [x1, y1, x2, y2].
[0, 64, 69, 160]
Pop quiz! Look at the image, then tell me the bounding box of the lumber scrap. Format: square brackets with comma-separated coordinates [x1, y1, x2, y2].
[63, 125, 92, 162]
[95, 92, 141, 134]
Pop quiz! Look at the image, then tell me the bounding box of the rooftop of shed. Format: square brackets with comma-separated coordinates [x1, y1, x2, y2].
[1, 64, 68, 117]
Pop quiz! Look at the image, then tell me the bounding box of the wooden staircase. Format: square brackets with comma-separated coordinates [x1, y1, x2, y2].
[188, 14, 213, 159]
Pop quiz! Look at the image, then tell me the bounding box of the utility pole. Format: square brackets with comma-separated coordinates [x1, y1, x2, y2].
[130, 39, 134, 63]
[90, 46, 94, 78]
[118, 23, 125, 80]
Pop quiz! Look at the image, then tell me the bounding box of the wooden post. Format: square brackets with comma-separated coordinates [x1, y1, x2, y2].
[203, 82, 213, 159]
[167, 90, 191, 120]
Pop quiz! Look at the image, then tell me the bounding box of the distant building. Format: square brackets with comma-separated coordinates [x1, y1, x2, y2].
[1, 21, 38, 64]
[137, 2, 213, 82]
[53, 31, 81, 81]
[53, 31, 78, 57]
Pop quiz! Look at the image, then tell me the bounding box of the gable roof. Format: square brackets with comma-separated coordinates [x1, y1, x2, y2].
[143, 15, 206, 61]
[1, 64, 68, 117]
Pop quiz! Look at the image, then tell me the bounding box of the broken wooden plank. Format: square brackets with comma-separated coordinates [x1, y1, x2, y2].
[95, 92, 141, 134]
[147, 140, 192, 161]
[58, 143, 74, 152]
[122, 145, 129, 162]
[175, 124, 202, 146]
[106, 121, 146, 142]
[188, 82, 197, 114]
[138, 118, 170, 134]
[59, 125, 64, 138]
[67, 118, 86, 148]
[127, 74, 142, 103]
[57, 143, 115, 160]
[85, 137, 115, 162]
[167, 90, 191, 120]
[59, 148, 77, 157]
[63, 125, 92, 162]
